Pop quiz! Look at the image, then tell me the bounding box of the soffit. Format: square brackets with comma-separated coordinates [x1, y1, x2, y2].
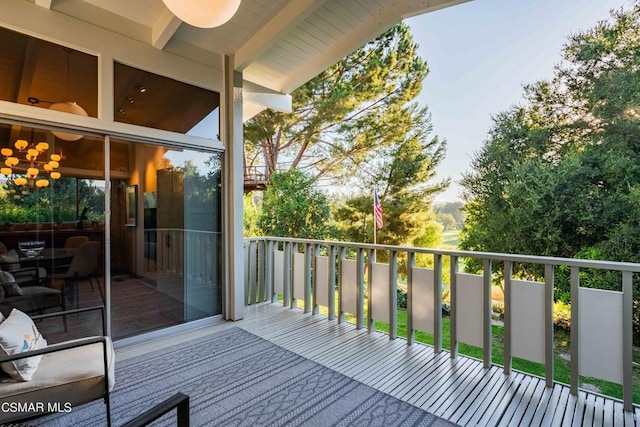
[28, 0, 469, 96]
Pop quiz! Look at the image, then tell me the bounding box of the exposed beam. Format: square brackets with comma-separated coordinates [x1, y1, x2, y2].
[152, 8, 182, 50]
[34, 0, 53, 9]
[235, 0, 328, 71]
[9, 38, 40, 144]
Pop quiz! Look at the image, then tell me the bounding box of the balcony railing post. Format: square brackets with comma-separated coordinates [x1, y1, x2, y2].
[312, 244, 319, 315]
[249, 240, 257, 304]
[291, 242, 298, 309]
[356, 247, 365, 330]
[503, 261, 513, 374]
[544, 264, 554, 388]
[407, 251, 415, 346]
[304, 243, 312, 314]
[338, 246, 346, 324]
[389, 250, 398, 340]
[623, 271, 633, 412]
[266, 240, 274, 303]
[433, 254, 442, 353]
[450, 255, 458, 359]
[570, 266, 579, 396]
[483, 259, 492, 369]
[328, 245, 336, 321]
[283, 241, 291, 308]
[258, 240, 266, 303]
[367, 248, 376, 333]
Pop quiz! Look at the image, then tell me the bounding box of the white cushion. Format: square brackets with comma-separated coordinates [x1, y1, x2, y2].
[0, 336, 115, 423]
[0, 309, 47, 381]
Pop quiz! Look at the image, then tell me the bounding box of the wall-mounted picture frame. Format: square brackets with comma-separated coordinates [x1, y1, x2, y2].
[125, 185, 137, 227]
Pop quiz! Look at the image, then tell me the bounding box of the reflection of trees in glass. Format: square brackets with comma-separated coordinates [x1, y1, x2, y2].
[0, 177, 104, 224]
[168, 154, 222, 232]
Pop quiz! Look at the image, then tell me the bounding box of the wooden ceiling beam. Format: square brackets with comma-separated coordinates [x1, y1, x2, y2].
[10, 38, 41, 144]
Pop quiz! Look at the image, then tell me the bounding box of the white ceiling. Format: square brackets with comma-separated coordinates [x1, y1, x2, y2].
[29, 0, 469, 97]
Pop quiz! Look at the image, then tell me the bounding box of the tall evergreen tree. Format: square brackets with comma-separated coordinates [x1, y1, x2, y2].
[244, 23, 428, 185]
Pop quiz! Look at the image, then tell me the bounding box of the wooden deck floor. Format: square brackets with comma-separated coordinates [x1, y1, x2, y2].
[119, 303, 639, 426]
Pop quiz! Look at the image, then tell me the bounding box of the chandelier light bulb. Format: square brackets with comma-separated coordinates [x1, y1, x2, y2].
[162, 0, 241, 28]
[14, 177, 27, 186]
[49, 160, 59, 169]
[36, 142, 49, 152]
[50, 154, 61, 162]
[27, 167, 39, 178]
[50, 171, 61, 180]
[6, 157, 19, 167]
[0, 167, 11, 176]
[35, 179, 49, 188]
[14, 140, 28, 151]
[1, 148, 12, 157]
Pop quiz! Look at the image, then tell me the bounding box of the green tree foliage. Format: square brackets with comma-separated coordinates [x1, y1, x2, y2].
[244, 23, 428, 184]
[243, 194, 262, 237]
[460, 3, 640, 342]
[434, 202, 464, 229]
[0, 178, 104, 224]
[334, 103, 448, 250]
[258, 169, 334, 239]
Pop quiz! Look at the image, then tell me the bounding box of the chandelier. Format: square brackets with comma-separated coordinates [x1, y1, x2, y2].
[0, 129, 62, 191]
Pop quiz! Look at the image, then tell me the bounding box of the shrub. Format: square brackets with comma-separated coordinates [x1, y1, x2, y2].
[397, 287, 407, 309]
[554, 300, 571, 330]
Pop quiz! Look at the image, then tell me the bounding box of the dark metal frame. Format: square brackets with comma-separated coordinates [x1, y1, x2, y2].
[122, 392, 190, 427]
[0, 306, 112, 425]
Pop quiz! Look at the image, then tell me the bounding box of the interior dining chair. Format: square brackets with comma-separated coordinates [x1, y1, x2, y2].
[51, 241, 102, 308]
[64, 235, 89, 249]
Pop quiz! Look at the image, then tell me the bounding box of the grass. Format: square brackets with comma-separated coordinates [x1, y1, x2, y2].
[440, 229, 460, 248]
[371, 310, 640, 404]
[286, 277, 639, 404]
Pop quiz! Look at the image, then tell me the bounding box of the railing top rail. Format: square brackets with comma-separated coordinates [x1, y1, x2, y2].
[243, 236, 640, 273]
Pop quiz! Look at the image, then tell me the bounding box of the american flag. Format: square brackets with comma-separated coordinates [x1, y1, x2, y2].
[374, 189, 383, 229]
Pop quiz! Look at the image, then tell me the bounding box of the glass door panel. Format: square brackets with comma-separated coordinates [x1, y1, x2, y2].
[110, 139, 222, 339]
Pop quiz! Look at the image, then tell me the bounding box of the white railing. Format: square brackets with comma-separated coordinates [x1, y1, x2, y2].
[243, 236, 638, 413]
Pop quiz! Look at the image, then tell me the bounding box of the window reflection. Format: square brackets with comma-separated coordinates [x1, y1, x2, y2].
[0, 27, 98, 117]
[110, 139, 222, 339]
[113, 62, 220, 138]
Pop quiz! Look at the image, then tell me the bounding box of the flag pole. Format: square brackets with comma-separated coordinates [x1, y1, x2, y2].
[373, 204, 377, 245]
[373, 188, 378, 245]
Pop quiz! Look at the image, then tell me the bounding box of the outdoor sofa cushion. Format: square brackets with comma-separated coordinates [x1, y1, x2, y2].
[0, 335, 115, 423]
[0, 309, 47, 381]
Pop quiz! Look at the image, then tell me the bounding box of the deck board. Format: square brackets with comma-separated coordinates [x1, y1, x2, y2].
[119, 303, 637, 426]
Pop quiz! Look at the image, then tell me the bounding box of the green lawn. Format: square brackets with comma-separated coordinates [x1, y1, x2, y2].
[440, 229, 460, 248]
[292, 289, 639, 404]
[372, 310, 639, 403]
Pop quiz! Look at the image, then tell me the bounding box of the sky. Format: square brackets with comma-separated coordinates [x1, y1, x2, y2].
[406, 0, 632, 203]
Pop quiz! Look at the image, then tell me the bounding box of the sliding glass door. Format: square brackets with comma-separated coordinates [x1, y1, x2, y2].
[109, 139, 222, 339]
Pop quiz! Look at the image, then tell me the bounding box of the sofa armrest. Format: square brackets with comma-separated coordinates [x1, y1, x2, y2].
[0, 335, 108, 364]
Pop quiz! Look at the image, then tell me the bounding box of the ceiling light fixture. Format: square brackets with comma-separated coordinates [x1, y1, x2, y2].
[162, 0, 241, 28]
[49, 48, 87, 141]
[27, 97, 86, 142]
